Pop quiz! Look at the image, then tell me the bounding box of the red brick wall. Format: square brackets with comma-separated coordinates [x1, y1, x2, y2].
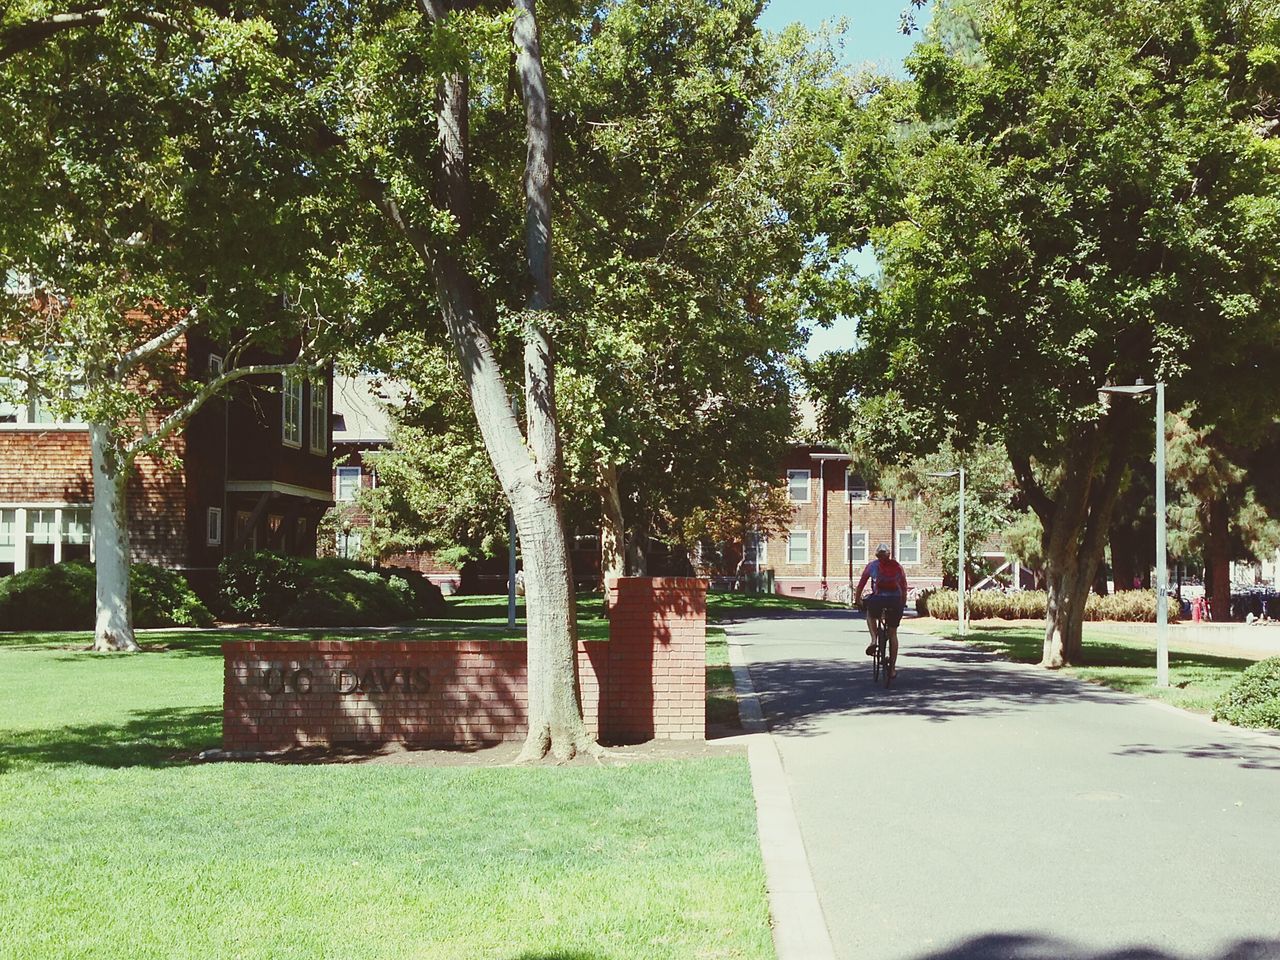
[223, 577, 706, 750]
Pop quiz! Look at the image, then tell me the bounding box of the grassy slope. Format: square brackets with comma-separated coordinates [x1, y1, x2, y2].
[917, 622, 1251, 715]
[0, 596, 787, 959]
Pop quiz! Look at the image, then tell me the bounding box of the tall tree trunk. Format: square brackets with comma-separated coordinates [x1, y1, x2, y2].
[1109, 518, 1135, 592]
[511, 0, 596, 761]
[599, 462, 626, 604]
[1203, 494, 1232, 621]
[1018, 408, 1134, 668]
[626, 519, 649, 576]
[90, 424, 138, 652]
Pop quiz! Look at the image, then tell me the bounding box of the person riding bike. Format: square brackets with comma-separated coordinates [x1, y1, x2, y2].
[855, 544, 908, 679]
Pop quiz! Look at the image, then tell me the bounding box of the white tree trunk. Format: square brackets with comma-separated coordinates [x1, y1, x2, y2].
[90, 424, 138, 652]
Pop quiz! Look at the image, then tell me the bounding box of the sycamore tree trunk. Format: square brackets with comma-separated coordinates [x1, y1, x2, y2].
[511, 0, 598, 760]
[1203, 494, 1232, 621]
[1016, 406, 1135, 668]
[599, 462, 626, 608]
[359, 0, 591, 758]
[89, 424, 138, 652]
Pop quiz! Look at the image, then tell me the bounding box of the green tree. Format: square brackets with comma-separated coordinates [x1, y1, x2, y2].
[0, 8, 326, 651]
[811, 0, 1280, 665]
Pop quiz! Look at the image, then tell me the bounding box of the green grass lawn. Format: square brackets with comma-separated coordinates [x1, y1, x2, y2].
[0, 628, 775, 960]
[919, 622, 1251, 715]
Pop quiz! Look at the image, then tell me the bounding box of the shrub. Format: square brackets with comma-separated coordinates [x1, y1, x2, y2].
[0, 560, 213, 630]
[1213, 658, 1280, 730]
[218, 551, 438, 626]
[219, 551, 303, 622]
[129, 564, 215, 628]
[0, 561, 96, 630]
[920, 588, 1174, 623]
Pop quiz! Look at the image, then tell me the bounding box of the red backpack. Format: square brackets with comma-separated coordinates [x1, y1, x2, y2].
[875, 557, 904, 591]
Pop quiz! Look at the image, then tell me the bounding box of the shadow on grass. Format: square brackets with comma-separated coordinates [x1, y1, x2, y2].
[954, 627, 1257, 673]
[507, 954, 609, 960]
[0, 705, 219, 773]
[901, 934, 1280, 959]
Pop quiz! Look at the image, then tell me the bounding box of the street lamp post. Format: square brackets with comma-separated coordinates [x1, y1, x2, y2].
[928, 468, 967, 636]
[1099, 380, 1168, 687]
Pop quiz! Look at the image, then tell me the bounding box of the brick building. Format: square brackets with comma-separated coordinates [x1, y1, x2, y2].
[0, 336, 333, 594]
[328, 377, 468, 588]
[734, 446, 947, 600]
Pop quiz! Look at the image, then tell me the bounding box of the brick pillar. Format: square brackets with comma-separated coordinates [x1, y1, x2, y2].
[603, 577, 706, 743]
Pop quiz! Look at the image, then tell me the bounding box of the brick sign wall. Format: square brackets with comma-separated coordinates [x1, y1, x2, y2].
[223, 577, 706, 751]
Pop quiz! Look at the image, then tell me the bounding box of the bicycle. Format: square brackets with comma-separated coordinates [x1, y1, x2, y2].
[862, 601, 894, 689]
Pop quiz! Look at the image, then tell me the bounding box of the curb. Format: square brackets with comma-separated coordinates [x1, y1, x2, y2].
[728, 640, 837, 960]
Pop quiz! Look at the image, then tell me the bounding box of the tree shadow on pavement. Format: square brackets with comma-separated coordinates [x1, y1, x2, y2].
[904, 934, 1280, 959]
[747, 641, 1124, 735]
[1116, 740, 1280, 772]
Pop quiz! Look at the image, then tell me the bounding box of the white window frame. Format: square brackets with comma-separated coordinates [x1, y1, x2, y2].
[206, 507, 223, 546]
[282, 374, 303, 448]
[308, 379, 328, 455]
[846, 469, 869, 503]
[744, 531, 768, 566]
[208, 354, 224, 378]
[787, 529, 811, 565]
[787, 469, 811, 503]
[846, 530, 869, 566]
[336, 466, 362, 502]
[897, 529, 922, 565]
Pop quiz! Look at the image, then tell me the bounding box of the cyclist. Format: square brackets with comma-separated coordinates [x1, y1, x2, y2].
[855, 543, 908, 678]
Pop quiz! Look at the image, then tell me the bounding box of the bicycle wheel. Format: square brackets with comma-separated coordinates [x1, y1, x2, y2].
[881, 632, 893, 689]
[870, 611, 885, 684]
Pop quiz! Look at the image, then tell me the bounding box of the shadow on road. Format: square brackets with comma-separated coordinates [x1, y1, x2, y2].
[746, 640, 1124, 735]
[904, 934, 1280, 959]
[1116, 740, 1280, 772]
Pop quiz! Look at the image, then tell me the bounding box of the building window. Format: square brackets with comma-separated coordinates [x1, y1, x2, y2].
[294, 516, 308, 549]
[206, 507, 223, 546]
[897, 530, 921, 565]
[0, 509, 16, 576]
[308, 380, 328, 455]
[846, 469, 869, 502]
[208, 354, 224, 378]
[846, 531, 868, 565]
[282, 374, 303, 448]
[336, 466, 362, 502]
[744, 531, 767, 566]
[787, 470, 810, 503]
[60, 508, 91, 563]
[235, 510, 257, 551]
[787, 530, 810, 565]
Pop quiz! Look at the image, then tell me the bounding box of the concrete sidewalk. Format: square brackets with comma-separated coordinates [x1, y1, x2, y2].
[729, 611, 1280, 960]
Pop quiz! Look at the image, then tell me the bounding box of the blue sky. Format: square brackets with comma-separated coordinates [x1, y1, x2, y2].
[756, 1, 933, 359]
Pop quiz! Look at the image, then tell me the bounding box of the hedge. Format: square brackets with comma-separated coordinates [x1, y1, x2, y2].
[0, 560, 213, 631]
[219, 551, 445, 626]
[918, 588, 1177, 623]
[1213, 657, 1280, 730]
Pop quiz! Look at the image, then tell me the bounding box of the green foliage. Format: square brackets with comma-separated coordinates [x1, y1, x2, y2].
[218, 551, 304, 622]
[0, 562, 95, 630]
[217, 551, 439, 626]
[128, 564, 215, 628]
[921, 588, 1174, 622]
[1213, 657, 1280, 730]
[0, 561, 211, 630]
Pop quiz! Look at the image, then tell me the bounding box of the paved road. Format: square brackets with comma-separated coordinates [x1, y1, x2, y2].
[728, 612, 1280, 960]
